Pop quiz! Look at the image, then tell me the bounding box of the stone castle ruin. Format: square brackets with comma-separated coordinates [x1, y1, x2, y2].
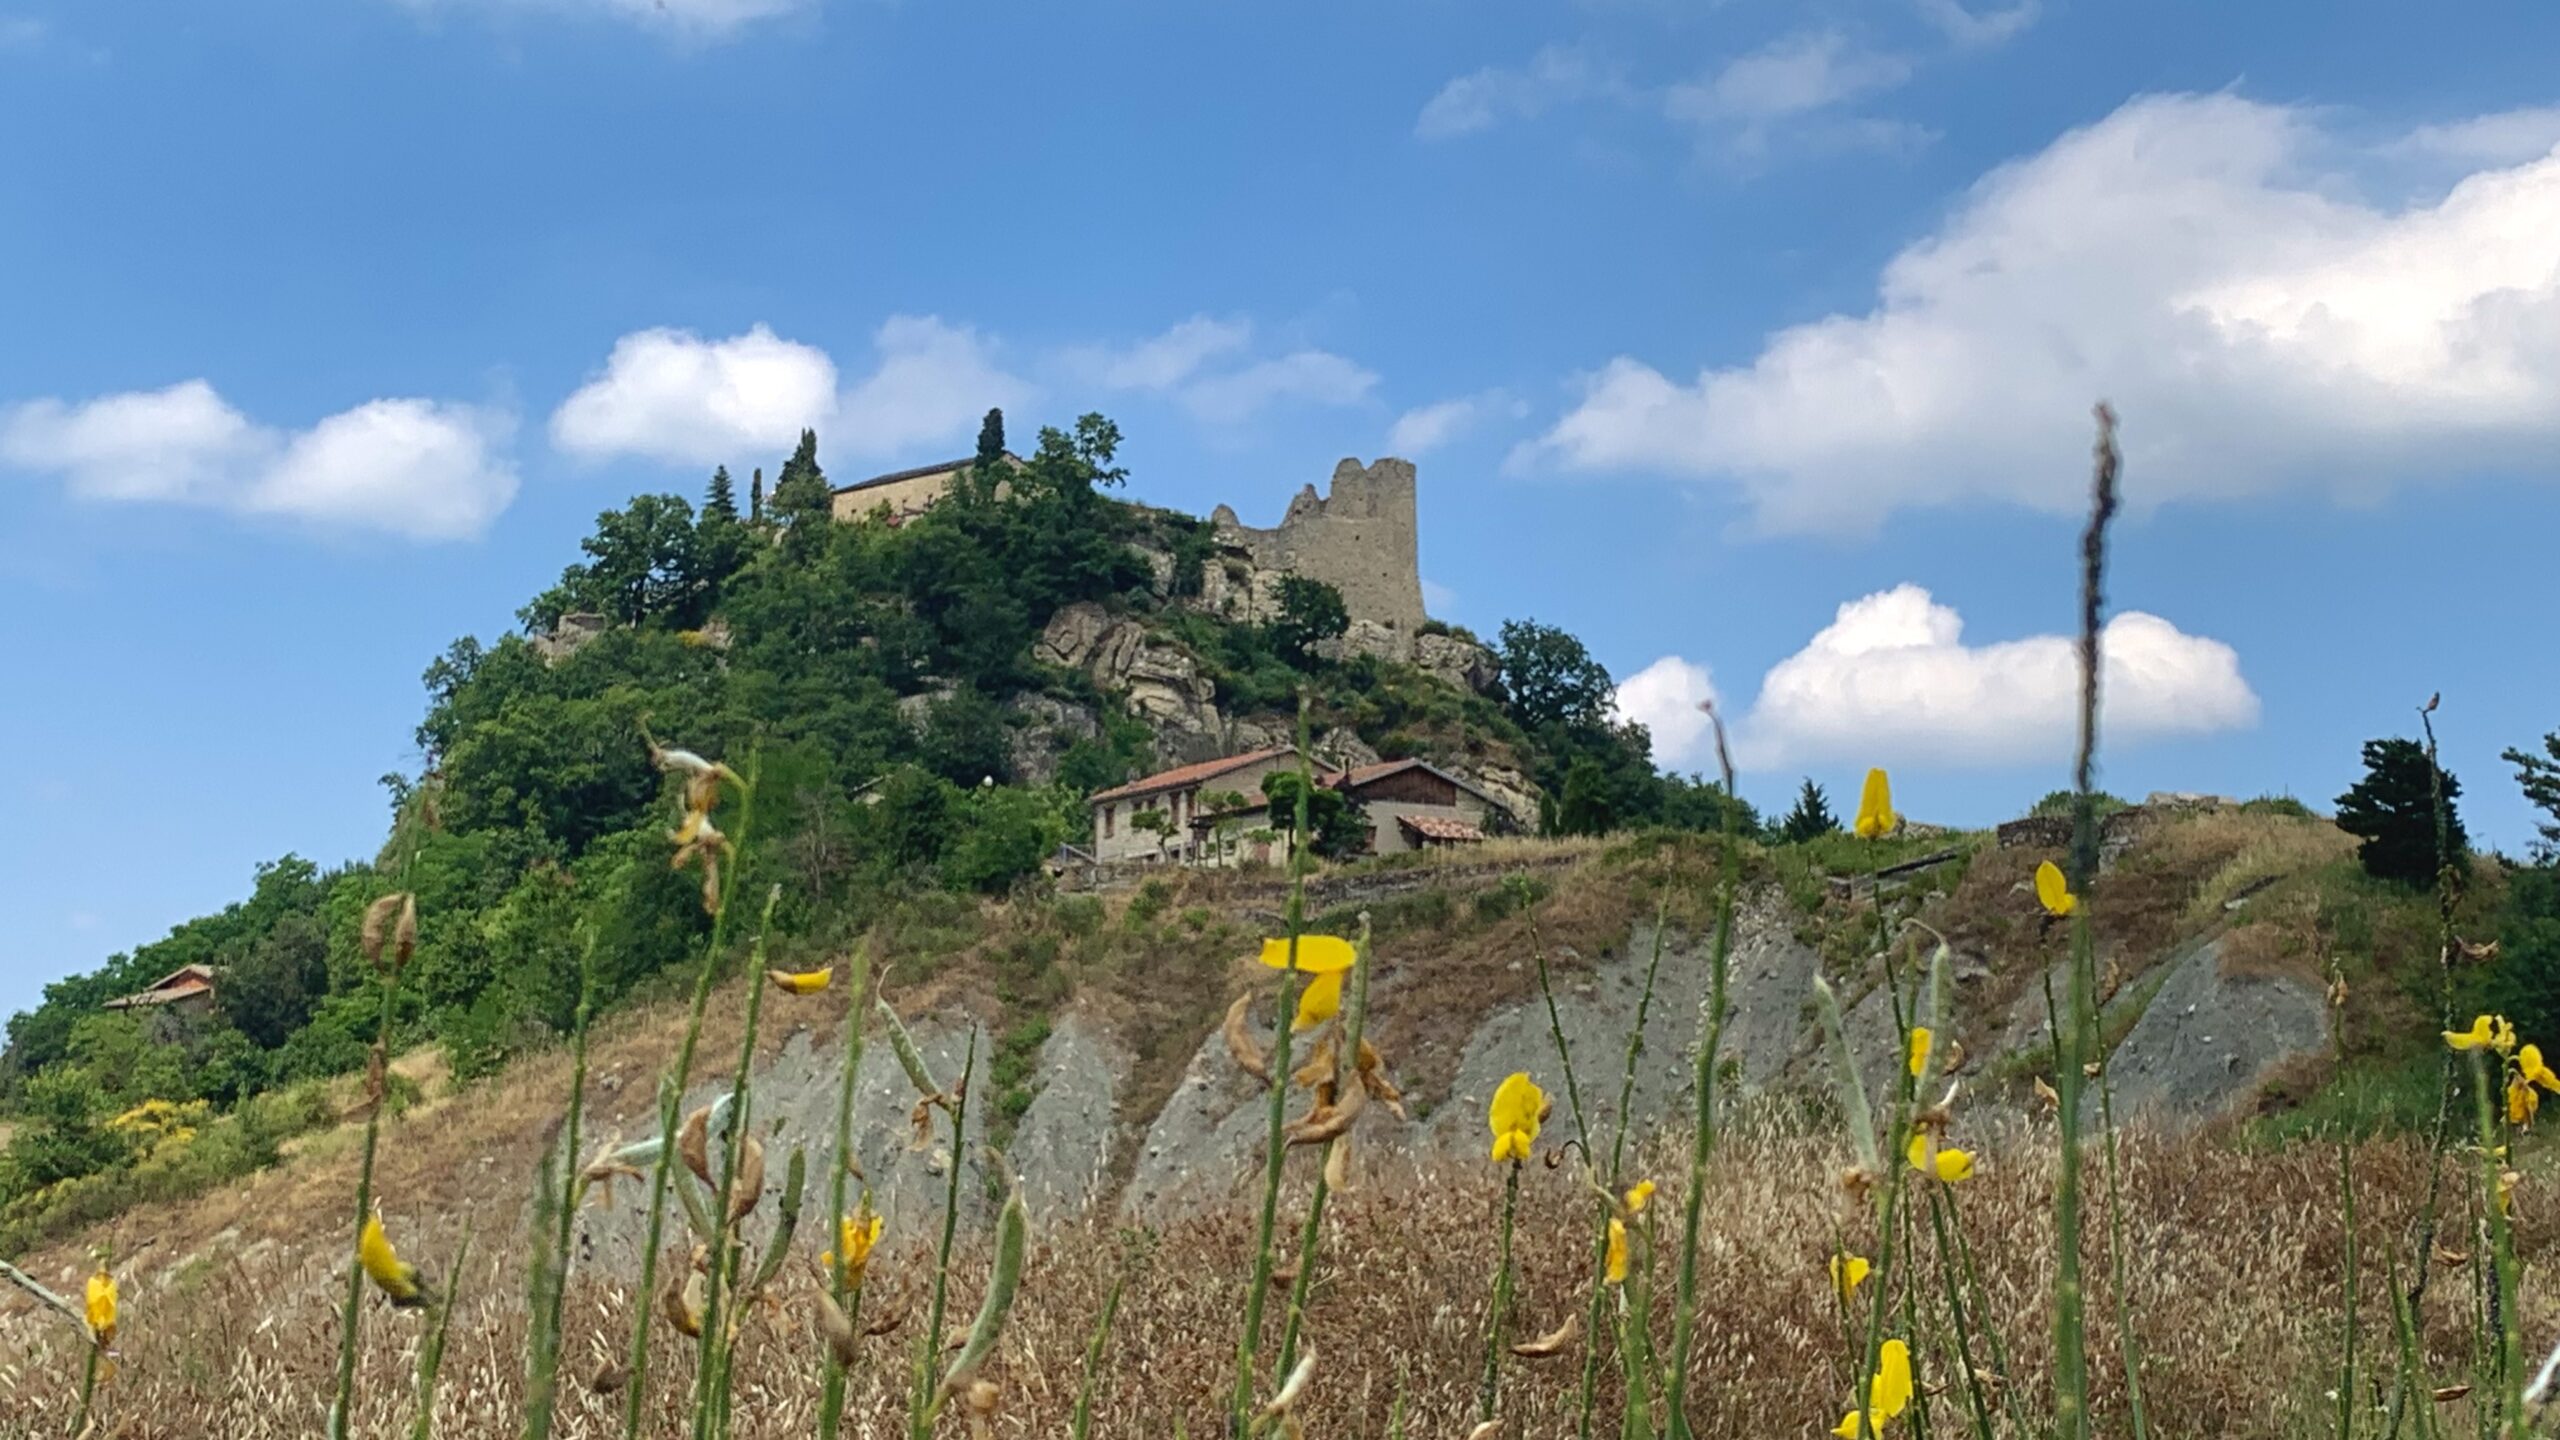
[1207, 456, 1426, 655]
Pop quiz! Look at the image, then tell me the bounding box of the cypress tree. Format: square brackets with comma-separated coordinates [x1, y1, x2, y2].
[704, 466, 738, 521]
[749, 468, 765, 522]
[975, 408, 1006, 470]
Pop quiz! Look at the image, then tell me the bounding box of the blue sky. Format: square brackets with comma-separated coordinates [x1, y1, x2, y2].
[5, 0, 2558, 1018]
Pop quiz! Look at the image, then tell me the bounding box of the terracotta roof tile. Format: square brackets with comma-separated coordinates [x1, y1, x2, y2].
[1088, 747, 1293, 805]
[1398, 815, 1486, 843]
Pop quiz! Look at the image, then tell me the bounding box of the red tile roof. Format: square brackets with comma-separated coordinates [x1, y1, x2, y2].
[1399, 815, 1487, 843]
[104, 963, 218, 1010]
[1088, 747, 1294, 805]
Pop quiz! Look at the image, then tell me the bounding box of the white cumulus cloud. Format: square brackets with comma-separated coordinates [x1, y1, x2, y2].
[1611, 655, 1723, 770]
[1520, 93, 2560, 533]
[1387, 390, 1526, 456]
[1700, 584, 2257, 770]
[552, 324, 838, 467]
[2, 381, 515, 540]
[1062, 315, 1253, 391]
[1063, 316, 1376, 427]
[552, 317, 1029, 469]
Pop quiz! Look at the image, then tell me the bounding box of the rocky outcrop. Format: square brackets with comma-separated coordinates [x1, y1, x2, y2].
[1037, 604, 1224, 753]
[2087, 938, 2327, 1131]
[1413, 633, 1499, 694]
[531, 611, 609, 664]
[1460, 764, 1542, 833]
[1005, 694, 1100, 786]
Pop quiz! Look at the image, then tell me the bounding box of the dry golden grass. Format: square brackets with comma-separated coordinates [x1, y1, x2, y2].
[5, 1110, 2546, 1438]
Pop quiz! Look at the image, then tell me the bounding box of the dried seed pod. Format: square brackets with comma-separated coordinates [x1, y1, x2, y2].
[726, 1135, 766, 1223]
[678, 1105, 714, 1187]
[1322, 1135, 1353, 1192]
[661, 1264, 706, 1338]
[588, 1360, 629, 1395]
[2033, 1075, 2061, 1112]
[2434, 1384, 2473, 1402]
[360, 894, 407, 971]
[392, 894, 417, 970]
[1222, 994, 1269, 1083]
[1285, 1072, 1366, 1146]
[1510, 1312, 1580, 1359]
[814, 1288, 859, 1366]
[878, 999, 943, 1100]
[1261, 1346, 1315, 1419]
[1291, 1035, 1338, 1092]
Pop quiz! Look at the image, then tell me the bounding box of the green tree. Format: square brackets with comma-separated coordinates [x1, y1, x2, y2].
[1129, 807, 1178, 860]
[976, 408, 1007, 470]
[218, 912, 331, 1049]
[749, 467, 765, 523]
[1659, 774, 1760, 837]
[942, 785, 1065, 893]
[770, 429, 834, 543]
[2, 1067, 132, 1191]
[1495, 619, 1614, 731]
[1262, 771, 1369, 860]
[704, 464, 739, 522]
[2505, 731, 2560, 862]
[520, 494, 709, 630]
[2030, 788, 2128, 818]
[1553, 757, 1618, 836]
[1777, 779, 1839, 843]
[2335, 737, 2469, 886]
[1270, 577, 1349, 662]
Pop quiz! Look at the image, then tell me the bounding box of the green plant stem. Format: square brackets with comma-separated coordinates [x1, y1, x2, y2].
[816, 941, 876, 1440]
[409, 1226, 472, 1440]
[1926, 1190, 1996, 1440]
[1663, 731, 1743, 1438]
[1577, 894, 1673, 1440]
[70, 1342, 100, 1438]
[328, 897, 411, 1440]
[2470, 1050, 2524, 1430]
[1479, 1160, 1523, 1423]
[1945, 1192, 2033, 1440]
[1071, 1256, 1131, 1440]
[620, 759, 758, 1440]
[692, 884, 783, 1440]
[1227, 707, 1315, 1432]
[523, 931, 600, 1440]
[909, 1031, 977, 1440]
[2052, 403, 2118, 1440]
[2091, 1012, 2151, 1439]
[1276, 919, 1375, 1379]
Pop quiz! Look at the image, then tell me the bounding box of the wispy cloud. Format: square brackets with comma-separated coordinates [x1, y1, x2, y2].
[1386, 390, 1525, 456]
[0, 17, 45, 50]
[391, 0, 810, 42]
[1913, 0, 2039, 49]
[1416, 44, 1623, 140]
[1071, 316, 1379, 425]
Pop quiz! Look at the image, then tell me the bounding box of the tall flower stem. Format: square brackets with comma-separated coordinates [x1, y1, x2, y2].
[908, 1031, 978, 1440]
[2386, 700, 2464, 1440]
[1228, 699, 1316, 1432]
[1664, 706, 1742, 1437]
[2051, 403, 2119, 1440]
[1479, 1159, 1523, 1422]
[1575, 894, 1672, 1440]
[692, 884, 784, 1440]
[2469, 1049, 2524, 1428]
[620, 756, 758, 1440]
[1276, 917, 1375, 1376]
[523, 928, 600, 1440]
[408, 1225, 472, 1440]
[329, 863, 417, 1440]
[816, 940, 876, 1440]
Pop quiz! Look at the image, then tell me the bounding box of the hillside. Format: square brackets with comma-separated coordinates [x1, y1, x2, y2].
[0, 412, 1743, 1254]
[0, 801, 2539, 1434]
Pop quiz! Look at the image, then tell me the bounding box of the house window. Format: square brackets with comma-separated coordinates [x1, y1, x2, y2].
[1103, 805, 1115, 839]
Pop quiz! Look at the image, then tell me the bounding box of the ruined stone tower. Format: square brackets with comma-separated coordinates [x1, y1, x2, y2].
[1209, 457, 1426, 655]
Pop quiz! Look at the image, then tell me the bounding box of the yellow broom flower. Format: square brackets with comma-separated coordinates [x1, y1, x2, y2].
[2034, 860, 2078, 917]
[1906, 1026, 1933, 1078]
[823, 1208, 884, 1284]
[1293, 969, 1345, 1032]
[2509, 1075, 2539, 1127]
[2446, 1014, 2516, 1053]
[1624, 1179, 1656, 1214]
[1605, 1219, 1629, 1285]
[85, 1267, 116, 1345]
[2520, 1044, 2560, 1092]
[358, 1211, 431, 1308]
[1829, 1252, 1871, 1302]
[1488, 1072, 1545, 1164]
[765, 966, 833, 995]
[1832, 1338, 1914, 1436]
[1854, 769, 1898, 839]
[1906, 1134, 1976, 1183]
[1258, 935, 1358, 974]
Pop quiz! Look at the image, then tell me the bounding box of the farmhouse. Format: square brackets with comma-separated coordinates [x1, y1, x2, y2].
[1085, 749, 1498, 866]
[1326, 758, 1494, 855]
[102, 963, 218, 1016]
[1086, 748, 1299, 865]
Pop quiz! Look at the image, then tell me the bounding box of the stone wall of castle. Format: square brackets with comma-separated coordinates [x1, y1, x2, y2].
[1208, 457, 1426, 652]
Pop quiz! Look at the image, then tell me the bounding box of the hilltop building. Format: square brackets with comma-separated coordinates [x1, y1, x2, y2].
[828, 452, 1020, 524]
[1084, 748, 1494, 867]
[102, 963, 218, 1016]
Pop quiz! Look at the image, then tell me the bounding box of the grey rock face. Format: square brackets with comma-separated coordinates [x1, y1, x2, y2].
[2090, 938, 2327, 1131]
